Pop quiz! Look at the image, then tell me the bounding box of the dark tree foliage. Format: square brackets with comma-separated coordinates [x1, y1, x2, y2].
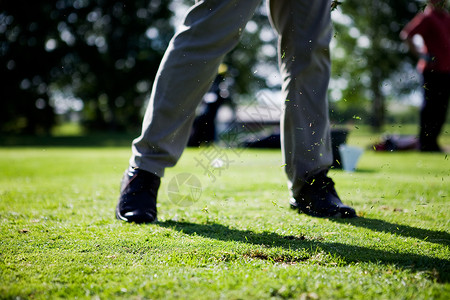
[1, 0, 173, 133]
[1, 1, 61, 134]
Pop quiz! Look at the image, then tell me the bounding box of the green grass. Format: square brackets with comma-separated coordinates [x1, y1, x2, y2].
[1, 128, 449, 299]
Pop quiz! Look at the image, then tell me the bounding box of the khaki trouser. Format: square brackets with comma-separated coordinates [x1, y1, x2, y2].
[131, 0, 333, 197]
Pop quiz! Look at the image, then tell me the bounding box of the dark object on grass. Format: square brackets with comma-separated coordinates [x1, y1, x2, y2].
[242, 129, 348, 169]
[373, 135, 419, 151]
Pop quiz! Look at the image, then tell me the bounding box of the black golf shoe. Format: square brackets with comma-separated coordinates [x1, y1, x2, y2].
[290, 171, 357, 218]
[116, 166, 161, 223]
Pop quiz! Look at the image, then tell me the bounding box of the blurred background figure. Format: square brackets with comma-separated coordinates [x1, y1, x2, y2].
[188, 64, 233, 147]
[400, 0, 450, 152]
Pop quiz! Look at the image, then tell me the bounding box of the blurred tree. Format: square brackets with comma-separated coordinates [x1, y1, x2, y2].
[330, 0, 424, 129]
[0, 2, 61, 134]
[0, 0, 434, 134]
[1, 0, 173, 133]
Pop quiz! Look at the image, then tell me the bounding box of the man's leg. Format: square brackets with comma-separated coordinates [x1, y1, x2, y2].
[117, 0, 261, 223]
[268, 0, 333, 196]
[420, 72, 450, 152]
[268, 0, 356, 217]
[131, 0, 261, 177]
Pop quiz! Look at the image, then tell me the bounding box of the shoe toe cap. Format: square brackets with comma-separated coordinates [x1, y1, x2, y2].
[117, 208, 157, 223]
[338, 206, 357, 218]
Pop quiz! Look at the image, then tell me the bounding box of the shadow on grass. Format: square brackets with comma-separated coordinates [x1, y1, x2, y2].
[157, 220, 449, 283]
[330, 217, 450, 247]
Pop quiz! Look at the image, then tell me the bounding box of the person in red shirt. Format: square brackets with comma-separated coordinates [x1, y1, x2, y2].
[400, 0, 450, 152]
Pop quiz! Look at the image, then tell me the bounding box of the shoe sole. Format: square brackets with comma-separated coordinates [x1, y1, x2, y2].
[289, 199, 356, 219]
[115, 206, 158, 224]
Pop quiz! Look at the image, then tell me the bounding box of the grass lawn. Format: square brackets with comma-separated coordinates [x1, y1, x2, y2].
[0, 126, 449, 299]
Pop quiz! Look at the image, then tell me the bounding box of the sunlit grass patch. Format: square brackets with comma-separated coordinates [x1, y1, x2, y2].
[0, 130, 449, 299]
